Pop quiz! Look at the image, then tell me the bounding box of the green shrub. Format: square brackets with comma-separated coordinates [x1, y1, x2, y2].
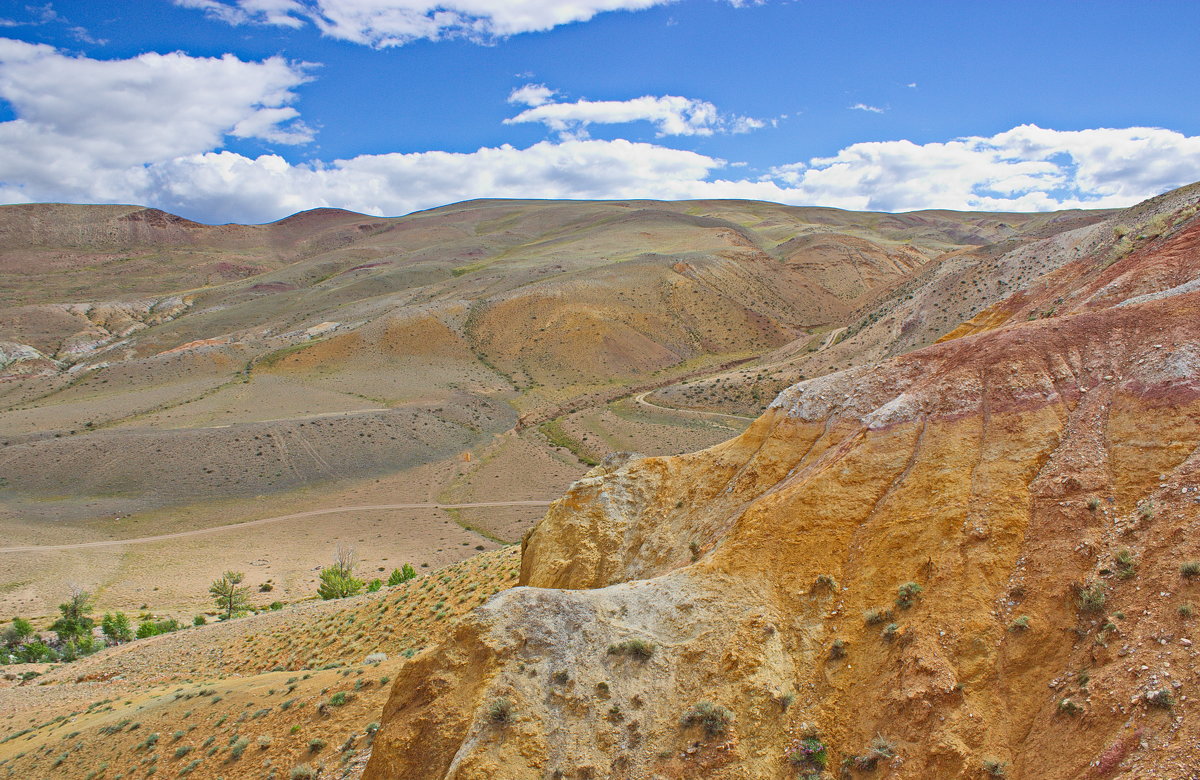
[101, 612, 133, 643]
[192, 615, 206, 627]
[1058, 698, 1082, 715]
[228, 737, 249, 760]
[863, 607, 892, 625]
[786, 735, 828, 770]
[307, 738, 326, 753]
[1114, 549, 1136, 579]
[290, 765, 317, 779]
[983, 759, 1007, 777]
[895, 582, 923, 609]
[1076, 582, 1107, 612]
[388, 564, 417, 586]
[607, 639, 654, 660]
[1146, 688, 1173, 709]
[487, 698, 514, 724]
[1008, 615, 1030, 631]
[1179, 603, 1194, 618]
[680, 701, 733, 737]
[1181, 561, 1200, 578]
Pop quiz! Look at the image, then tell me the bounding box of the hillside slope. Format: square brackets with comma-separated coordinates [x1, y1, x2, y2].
[365, 195, 1200, 778]
[0, 199, 1108, 620]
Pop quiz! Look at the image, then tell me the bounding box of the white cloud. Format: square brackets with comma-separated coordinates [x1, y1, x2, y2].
[849, 103, 885, 113]
[177, 0, 679, 46]
[1, 47, 1198, 226]
[507, 83, 556, 107]
[141, 140, 722, 223]
[506, 92, 764, 137]
[0, 38, 312, 203]
[175, 0, 307, 28]
[763, 125, 1200, 212]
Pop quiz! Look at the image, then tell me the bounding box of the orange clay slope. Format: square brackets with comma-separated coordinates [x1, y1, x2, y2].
[365, 199, 1200, 779]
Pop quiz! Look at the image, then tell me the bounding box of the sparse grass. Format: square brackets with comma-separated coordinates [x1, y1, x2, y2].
[607, 638, 654, 660]
[487, 698, 514, 725]
[680, 701, 733, 737]
[1179, 603, 1194, 618]
[828, 638, 845, 659]
[1076, 581, 1107, 612]
[864, 607, 892, 625]
[289, 764, 318, 779]
[814, 574, 837, 591]
[1181, 561, 1200, 578]
[982, 758, 1007, 777]
[1114, 549, 1136, 579]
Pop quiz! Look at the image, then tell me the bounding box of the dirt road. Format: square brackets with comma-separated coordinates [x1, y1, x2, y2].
[0, 501, 553, 553]
[632, 390, 755, 422]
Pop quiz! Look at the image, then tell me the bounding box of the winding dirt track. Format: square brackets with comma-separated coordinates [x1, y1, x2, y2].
[0, 501, 553, 554]
[633, 390, 755, 422]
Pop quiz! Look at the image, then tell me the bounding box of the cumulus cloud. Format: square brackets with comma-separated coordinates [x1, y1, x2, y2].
[0, 38, 312, 204]
[1, 47, 1198, 226]
[177, 0, 680, 46]
[764, 125, 1200, 212]
[505, 90, 765, 137]
[507, 83, 556, 107]
[141, 140, 721, 223]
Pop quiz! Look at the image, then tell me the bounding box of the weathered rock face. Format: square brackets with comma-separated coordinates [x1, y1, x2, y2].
[366, 204, 1200, 779]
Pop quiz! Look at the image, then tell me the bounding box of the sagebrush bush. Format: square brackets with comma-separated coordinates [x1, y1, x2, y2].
[680, 701, 733, 736]
[895, 582, 923, 609]
[863, 607, 892, 625]
[607, 638, 654, 660]
[487, 698, 514, 724]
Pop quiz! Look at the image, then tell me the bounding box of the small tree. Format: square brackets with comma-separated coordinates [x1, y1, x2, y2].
[317, 544, 364, 599]
[209, 571, 250, 620]
[51, 586, 94, 642]
[101, 612, 133, 643]
[317, 567, 363, 600]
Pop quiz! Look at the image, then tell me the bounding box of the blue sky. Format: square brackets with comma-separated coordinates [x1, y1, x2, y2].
[1, 0, 1198, 223]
